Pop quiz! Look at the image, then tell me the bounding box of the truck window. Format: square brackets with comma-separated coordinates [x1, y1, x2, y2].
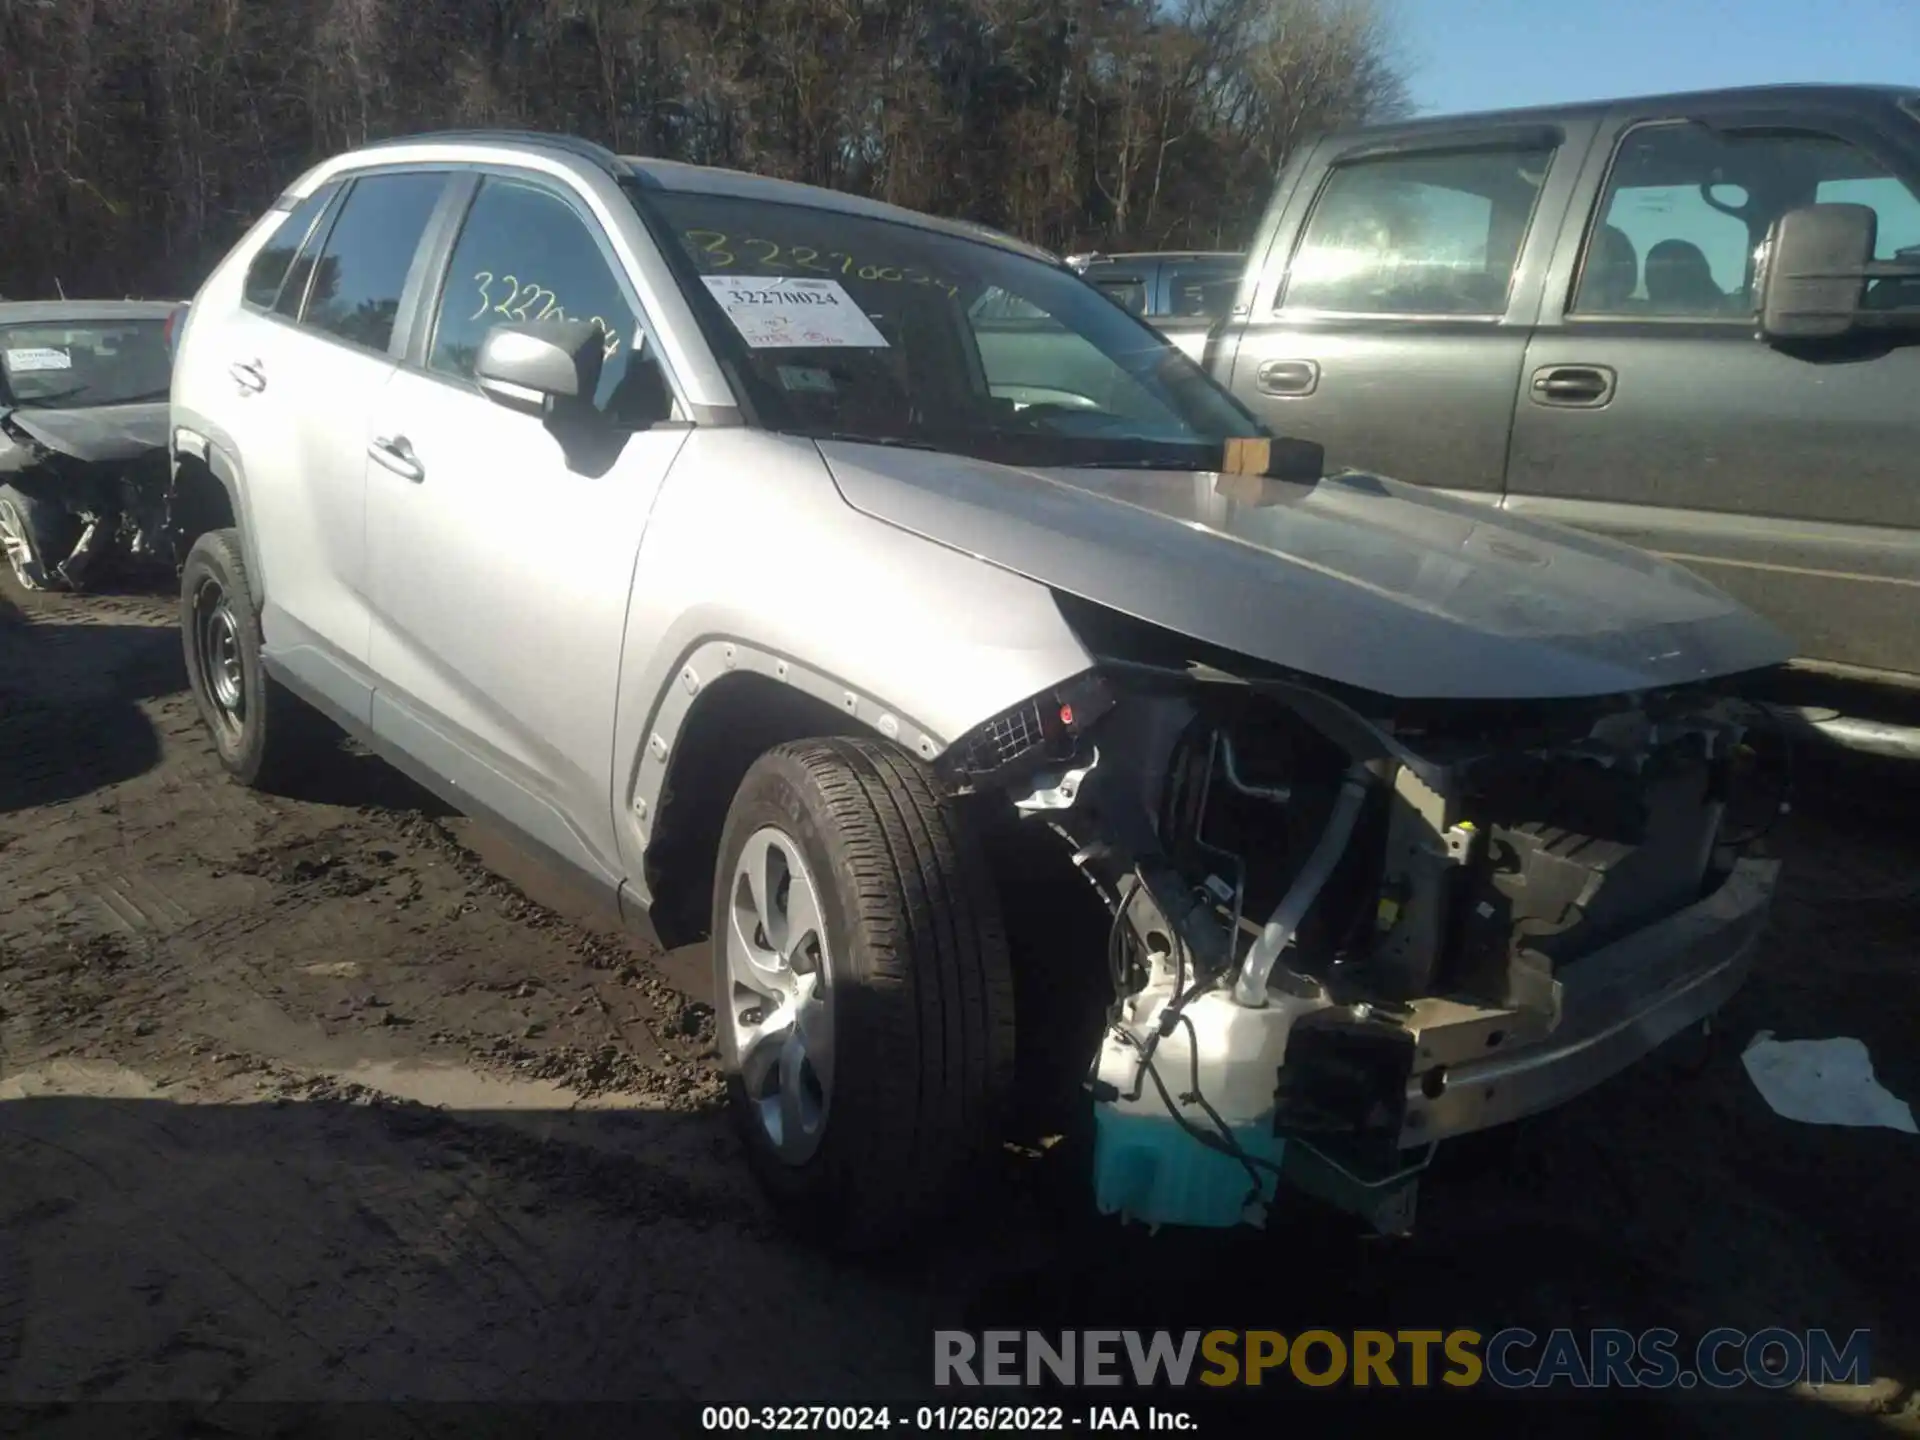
[1280, 144, 1555, 316]
[1574, 122, 1920, 318]
[1816, 176, 1920, 260]
[1091, 275, 1149, 315]
[1164, 261, 1241, 318]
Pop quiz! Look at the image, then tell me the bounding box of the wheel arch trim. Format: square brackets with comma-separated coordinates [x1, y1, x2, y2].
[624, 636, 947, 898]
[170, 413, 266, 603]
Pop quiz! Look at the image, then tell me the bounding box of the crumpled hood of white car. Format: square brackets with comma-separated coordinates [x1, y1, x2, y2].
[817, 440, 1794, 702]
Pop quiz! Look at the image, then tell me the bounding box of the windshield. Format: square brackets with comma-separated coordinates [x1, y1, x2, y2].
[635, 188, 1263, 469]
[0, 320, 172, 410]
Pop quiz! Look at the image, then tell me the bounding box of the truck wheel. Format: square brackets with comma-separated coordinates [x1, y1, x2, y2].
[180, 528, 332, 789]
[0, 485, 78, 591]
[712, 737, 1016, 1251]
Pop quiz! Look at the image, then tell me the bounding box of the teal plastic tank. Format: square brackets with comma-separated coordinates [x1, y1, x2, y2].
[1091, 1106, 1285, 1230]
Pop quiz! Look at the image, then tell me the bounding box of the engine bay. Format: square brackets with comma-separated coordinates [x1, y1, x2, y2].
[943, 598, 1783, 1236]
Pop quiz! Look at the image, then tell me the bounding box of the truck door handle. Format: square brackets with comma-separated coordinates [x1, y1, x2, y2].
[1256, 359, 1320, 397]
[1529, 364, 1616, 407]
[368, 434, 425, 483]
[229, 360, 266, 394]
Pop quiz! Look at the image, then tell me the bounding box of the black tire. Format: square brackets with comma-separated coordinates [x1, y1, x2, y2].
[712, 737, 1016, 1252]
[0, 484, 80, 591]
[179, 528, 333, 789]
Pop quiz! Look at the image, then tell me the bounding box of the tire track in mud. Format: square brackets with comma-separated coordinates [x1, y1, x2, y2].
[0, 573, 722, 1122]
[0, 577, 830, 1401]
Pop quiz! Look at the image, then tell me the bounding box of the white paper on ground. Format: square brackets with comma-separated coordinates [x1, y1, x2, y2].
[1741, 1031, 1918, 1134]
[700, 276, 889, 349]
[4, 347, 73, 373]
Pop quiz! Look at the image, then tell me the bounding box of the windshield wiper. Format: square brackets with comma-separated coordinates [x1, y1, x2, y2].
[806, 430, 942, 453]
[14, 385, 90, 407]
[106, 388, 172, 405]
[1051, 456, 1214, 471]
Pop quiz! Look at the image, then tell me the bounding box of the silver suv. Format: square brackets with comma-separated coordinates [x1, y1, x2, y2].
[170, 131, 1792, 1248]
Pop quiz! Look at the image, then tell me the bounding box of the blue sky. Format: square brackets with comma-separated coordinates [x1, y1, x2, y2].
[1393, 0, 1920, 117]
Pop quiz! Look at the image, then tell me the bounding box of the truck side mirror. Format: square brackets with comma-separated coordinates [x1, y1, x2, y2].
[1758, 202, 1875, 343]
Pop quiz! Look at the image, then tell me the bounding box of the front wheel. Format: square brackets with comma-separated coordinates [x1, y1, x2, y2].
[179, 528, 333, 789]
[0, 485, 79, 591]
[712, 738, 1016, 1251]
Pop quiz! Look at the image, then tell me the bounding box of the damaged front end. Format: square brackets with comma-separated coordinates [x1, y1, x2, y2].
[0, 305, 178, 591]
[939, 599, 1782, 1238]
[0, 406, 172, 591]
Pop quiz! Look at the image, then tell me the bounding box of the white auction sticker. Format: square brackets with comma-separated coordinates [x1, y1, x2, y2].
[4, 347, 73, 373]
[700, 276, 889, 349]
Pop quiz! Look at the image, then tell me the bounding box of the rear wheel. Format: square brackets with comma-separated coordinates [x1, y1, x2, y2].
[0, 485, 80, 591]
[712, 738, 1016, 1251]
[179, 528, 332, 789]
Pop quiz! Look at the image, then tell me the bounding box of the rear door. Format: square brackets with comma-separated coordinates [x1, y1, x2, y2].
[245, 167, 451, 720]
[198, 182, 341, 631]
[1504, 100, 1920, 676]
[1225, 122, 1597, 498]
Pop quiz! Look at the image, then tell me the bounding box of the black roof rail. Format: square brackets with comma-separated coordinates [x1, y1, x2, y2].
[353, 129, 630, 177]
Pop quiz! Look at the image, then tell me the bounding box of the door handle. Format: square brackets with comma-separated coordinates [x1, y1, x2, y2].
[1529, 364, 1616, 408]
[1256, 358, 1320, 397]
[368, 434, 425, 483]
[229, 360, 266, 394]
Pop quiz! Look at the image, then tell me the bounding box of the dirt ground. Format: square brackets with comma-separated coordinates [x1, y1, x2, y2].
[1, 571, 1916, 1438]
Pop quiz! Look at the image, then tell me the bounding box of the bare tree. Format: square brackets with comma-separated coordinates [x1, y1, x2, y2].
[0, 0, 1410, 298]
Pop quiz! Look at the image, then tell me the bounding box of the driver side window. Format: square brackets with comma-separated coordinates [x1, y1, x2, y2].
[429, 177, 673, 427]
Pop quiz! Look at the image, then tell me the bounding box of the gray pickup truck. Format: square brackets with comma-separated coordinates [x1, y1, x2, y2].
[1067, 251, 1246, 362]
[1204, 83, 1920, 739]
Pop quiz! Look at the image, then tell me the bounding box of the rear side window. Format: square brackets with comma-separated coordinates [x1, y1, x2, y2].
[1165, 261, 1242, 317]
[1283, 144, 1556, 315]
[1816, 175, 1920, 260]
[1090, 274, 1148, 314]
[298, 172, 447, 353]
[243, 186, 335, 310]
[1574, 123, 1920, 318]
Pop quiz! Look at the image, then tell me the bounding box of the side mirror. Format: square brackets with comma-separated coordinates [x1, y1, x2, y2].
[1759, 202, 1875, 342]
[475, 320, 605, 417]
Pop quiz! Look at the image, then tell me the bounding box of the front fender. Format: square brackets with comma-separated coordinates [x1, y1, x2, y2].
[610, 428, 1094, 884]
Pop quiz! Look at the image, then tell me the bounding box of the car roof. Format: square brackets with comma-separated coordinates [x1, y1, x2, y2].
[1327, 82, 1919, 140]
[0, 300, 179, 325]
[323, 131, 1064, 269]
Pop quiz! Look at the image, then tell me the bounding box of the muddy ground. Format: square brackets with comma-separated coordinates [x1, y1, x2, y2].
[1, 572, 1916, 1438]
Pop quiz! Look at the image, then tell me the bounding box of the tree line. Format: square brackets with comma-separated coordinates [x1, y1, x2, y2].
[0, 0, 1409, 301]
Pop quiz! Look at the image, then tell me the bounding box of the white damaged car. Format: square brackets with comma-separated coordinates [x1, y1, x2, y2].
[167, 131, 1791, 1248]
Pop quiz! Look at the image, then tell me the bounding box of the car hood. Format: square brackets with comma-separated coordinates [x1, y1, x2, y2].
[2, 402, 169, 464]
[817, 442, 1793, 701]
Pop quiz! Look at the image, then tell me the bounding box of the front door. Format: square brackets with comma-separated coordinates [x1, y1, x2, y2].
[1505, 108, 1920, 676]
[365, 172, 688, 888]
[1226, 126, 1591, 498]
